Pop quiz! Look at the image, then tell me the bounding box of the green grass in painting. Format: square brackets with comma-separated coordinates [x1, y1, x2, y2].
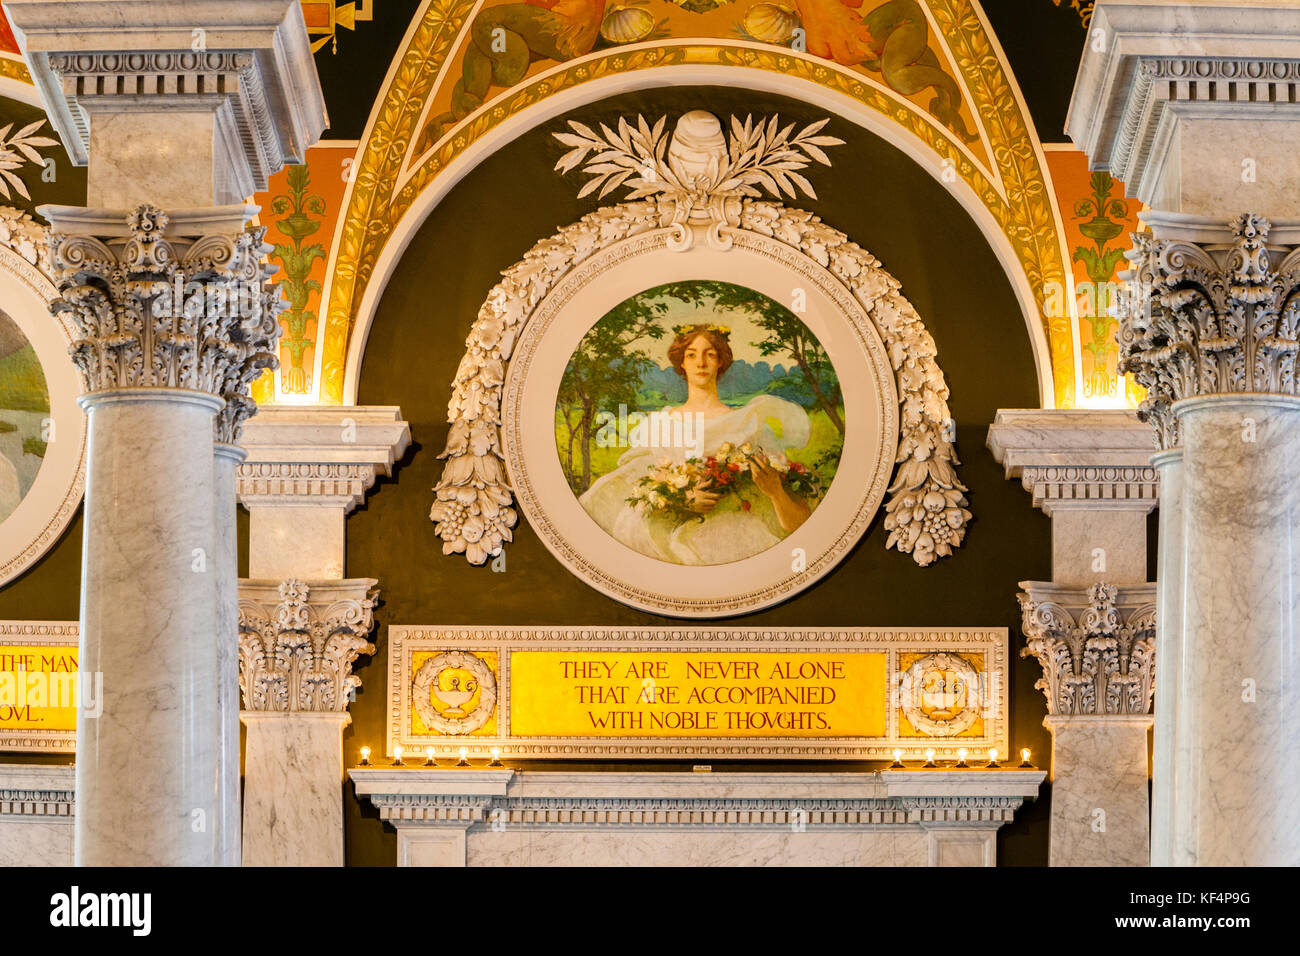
[0, 344, 50, 413]
[0, 420, 15, 434]
[23, 437, 47, 458]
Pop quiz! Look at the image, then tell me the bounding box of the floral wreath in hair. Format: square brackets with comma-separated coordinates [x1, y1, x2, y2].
[672, 323, 731, 337]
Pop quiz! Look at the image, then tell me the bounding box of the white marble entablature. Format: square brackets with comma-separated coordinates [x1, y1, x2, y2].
[0, 765, 74, 867]
[6, 0, 327, 204]
[1067, 0, 1300, 208]
[350, 769, 1045, 867]
[237, 406, 411, 513]
[987, 409, 1159, 514]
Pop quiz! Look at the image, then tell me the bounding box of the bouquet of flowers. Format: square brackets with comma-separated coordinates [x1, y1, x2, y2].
[627, 442, 823, 524]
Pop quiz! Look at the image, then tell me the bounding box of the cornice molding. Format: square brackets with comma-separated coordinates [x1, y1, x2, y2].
[6, 0, 326, 203]
[236, 406, 410, 511]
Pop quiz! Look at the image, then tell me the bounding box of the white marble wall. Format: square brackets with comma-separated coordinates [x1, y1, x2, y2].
[0, 766, 74, 867]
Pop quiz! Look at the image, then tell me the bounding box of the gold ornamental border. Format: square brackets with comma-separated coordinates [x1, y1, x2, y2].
[318, 0, 1072, 408]
[0, 55, 32, 86]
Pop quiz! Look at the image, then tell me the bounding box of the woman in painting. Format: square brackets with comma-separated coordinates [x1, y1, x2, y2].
[579, 324, 817, 566]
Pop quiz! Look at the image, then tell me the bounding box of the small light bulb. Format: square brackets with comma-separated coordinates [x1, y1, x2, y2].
[988, 747, 999, 768]
[489, 747, 503, 767]
[924, 748, 936, 767]
[392, 744, 404, 767]
[1020, 748, 1033, 768]
[890, 748, 904, 768]
[424, 746, 436, 766]
[956, 748, 968, 767]
[457, 746, 470, 767]
[359, 746, 371, 766]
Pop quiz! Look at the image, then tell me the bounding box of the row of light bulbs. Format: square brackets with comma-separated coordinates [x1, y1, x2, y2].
[356, 745, 1034, 769]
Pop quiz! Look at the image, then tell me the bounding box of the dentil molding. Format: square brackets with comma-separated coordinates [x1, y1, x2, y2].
[236, 405, 411, 512]
[237, 577, 378, 713]
[7, 0, 326, 204]
[986, 409, 1160, 513]
[1019, 581, 1157, 717]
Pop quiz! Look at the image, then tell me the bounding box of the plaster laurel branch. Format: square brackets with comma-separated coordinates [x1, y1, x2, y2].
[554, 112, 844, 203]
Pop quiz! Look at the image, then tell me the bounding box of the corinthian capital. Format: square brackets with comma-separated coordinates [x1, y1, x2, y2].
[1018, 581, 1156, 717]
[1117, 213, 1300, 447]
[45, 204, 284, 443]
[238, 578, 378, 713]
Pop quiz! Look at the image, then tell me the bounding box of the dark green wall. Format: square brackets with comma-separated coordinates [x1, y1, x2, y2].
[348, 85, 1055, 865]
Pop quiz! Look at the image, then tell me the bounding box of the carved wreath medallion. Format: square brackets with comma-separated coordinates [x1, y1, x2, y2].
[412, 650, 497, 735]
[899, 652, 983, 737]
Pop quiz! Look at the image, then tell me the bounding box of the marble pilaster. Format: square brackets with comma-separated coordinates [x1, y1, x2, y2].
[237, 406, 411, 580]
[1149, 448, 1182, 867]
[1019, 582, 1156, 867]
[213, 442, 246, 867]
[238, 578, 377, 866]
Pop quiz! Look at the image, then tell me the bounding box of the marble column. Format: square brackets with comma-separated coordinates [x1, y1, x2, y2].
[1148, 447, 1182, 867]
[1116, 216, 1300, 867]
[7, 0, 326, 867]
[213, 441, 247, 868]
[238, 578, 377, 866]
[1020, 582, 1157, 867]
[42, 205, 282, 865]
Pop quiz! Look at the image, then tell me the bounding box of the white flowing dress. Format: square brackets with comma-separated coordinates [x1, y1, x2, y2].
[578, 394, 812, 566]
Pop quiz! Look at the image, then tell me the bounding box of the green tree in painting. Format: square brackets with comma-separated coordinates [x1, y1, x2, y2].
[558, 299, 667, 493]
[653, 281, 844, 436]
[270, 164, 326, 393]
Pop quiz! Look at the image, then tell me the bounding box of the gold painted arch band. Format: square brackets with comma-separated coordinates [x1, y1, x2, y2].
[317, 0, 1073, 409]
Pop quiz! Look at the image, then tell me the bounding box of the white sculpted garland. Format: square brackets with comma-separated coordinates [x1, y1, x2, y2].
[431, 111, 969, 569]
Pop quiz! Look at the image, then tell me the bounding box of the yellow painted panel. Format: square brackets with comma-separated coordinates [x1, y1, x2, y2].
[510, 651, 886, 738]
[0, 645, 79, 732]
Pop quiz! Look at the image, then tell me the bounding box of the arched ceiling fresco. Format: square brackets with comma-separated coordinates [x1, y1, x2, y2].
[312, 0, 1086, 408]
[0, 0, 1137, 411]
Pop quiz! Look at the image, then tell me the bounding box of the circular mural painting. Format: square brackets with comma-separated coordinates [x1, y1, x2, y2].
[0, 308, 50, 524]
[554, 280, 843, 567]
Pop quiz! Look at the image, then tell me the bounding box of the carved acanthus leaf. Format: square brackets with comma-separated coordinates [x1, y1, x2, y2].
[46, 204, 285, 444]
[1019, 582, 1156, 716]
[1117, 212, 1300, 449]
[237, 578, 378, 712]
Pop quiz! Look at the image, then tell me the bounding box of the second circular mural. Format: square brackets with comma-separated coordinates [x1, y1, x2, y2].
[554, 279, 844, 567]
